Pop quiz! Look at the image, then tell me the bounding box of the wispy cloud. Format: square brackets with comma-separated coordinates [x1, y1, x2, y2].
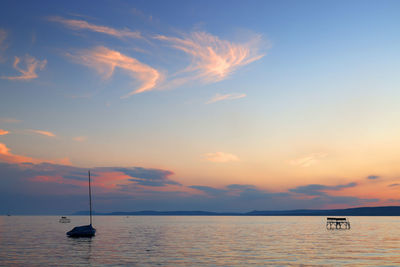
[0, 129, 9, 136]
[156, 31, 264, 85]
[71, 46, 161, 97]
[0, 28, 6, 48]
[290, 152, 327, 167]
[29, 129, 56, 137]
[367, 175, 380, 180]
[203, 152, 240, 163]
[49, 16, 142, 39]
[1, 55, 47, 81]
[73, 136, 87, 142]
[0, 117, 21, 124]
[0, 28, 8, 61]
[206, 93, 246, 104]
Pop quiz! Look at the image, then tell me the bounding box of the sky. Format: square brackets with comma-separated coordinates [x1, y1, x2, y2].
[1, 0, 400, 214]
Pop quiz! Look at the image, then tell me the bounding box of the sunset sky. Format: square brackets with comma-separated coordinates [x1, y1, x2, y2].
[1, 0, 400, 214]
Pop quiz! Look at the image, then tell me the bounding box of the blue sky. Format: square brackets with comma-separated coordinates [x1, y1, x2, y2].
[1, 0, 400, 214]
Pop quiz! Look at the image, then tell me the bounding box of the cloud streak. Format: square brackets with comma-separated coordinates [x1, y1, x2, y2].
[73, 136, 87, 142]
[206, 93, 246, 104]
[30, 129, 56, 137]
[71, 46, 161, 97]
[289, 182, 357, 196]
[290, 153, 327, 167]
[0, 118, 21, 124]
[49, 16, 142, 39]
[0, 129, 9, 136]
[203, 152, 239, 163]
[1, 55, 47, 81]
[156, 31, 264, 86]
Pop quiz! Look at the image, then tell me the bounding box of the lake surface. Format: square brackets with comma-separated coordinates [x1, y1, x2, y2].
[1, 216, 400, 266]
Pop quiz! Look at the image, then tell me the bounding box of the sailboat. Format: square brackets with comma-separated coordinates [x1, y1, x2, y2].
[67, 170, 96, 237]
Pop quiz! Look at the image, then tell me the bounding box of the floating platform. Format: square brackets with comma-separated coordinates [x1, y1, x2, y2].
[326, 217, 350, 230]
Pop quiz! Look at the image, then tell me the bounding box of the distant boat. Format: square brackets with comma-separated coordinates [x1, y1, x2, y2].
[67, 170, 96, 237]
[59, 216, 71, 223]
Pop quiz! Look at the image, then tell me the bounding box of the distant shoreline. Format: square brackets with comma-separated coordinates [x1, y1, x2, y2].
[72, 206, 400, 216]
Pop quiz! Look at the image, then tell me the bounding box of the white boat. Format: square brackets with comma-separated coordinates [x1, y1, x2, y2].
[59, 216, 71, 223]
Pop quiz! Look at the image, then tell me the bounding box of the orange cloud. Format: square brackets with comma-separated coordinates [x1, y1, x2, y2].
[290, 153, 328, 167]
[1, 55, 47, 80]
[0, 142, 38, 163]
[203, 152, 240, 163]
[206, 93, 246, 104]
[0, 142, 70, 165]
[30, 129, 56, 137]
[71, 46, 161, 97]
[0, 129, 9, 135]
[49, 16, 142, 39]
[156, 32, 264, 85]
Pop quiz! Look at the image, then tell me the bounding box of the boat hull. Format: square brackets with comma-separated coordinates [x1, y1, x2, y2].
[67, 225, 96, 237]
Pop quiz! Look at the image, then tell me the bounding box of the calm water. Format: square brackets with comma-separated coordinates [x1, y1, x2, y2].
[1, 216, 400, 266]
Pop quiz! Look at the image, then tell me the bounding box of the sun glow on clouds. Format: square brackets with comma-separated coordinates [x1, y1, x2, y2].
[49, 16, 142, 39]
[1, 55, 47, 81]
[0, 142, 69, 165]
[72, 46, 161, 97]
[204, 152, 240, 163]
[0, 129, 9, 135]
[156, 32, 264, 84]
[206, 93, 246, 104]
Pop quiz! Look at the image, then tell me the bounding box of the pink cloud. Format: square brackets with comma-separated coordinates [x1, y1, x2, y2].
[71, 46, 161, 97]
[206, 93, 246, 104]
[49, 16, 142, 39]
[1, 55, 47, 81]
[203, 152, 240, 163]
[156, 32, 265, 86]
[29, 129, 56, 137]
[0, 129, 9, 136]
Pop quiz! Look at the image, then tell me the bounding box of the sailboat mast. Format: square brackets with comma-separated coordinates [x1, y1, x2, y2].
[88, 170, 92, 226]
